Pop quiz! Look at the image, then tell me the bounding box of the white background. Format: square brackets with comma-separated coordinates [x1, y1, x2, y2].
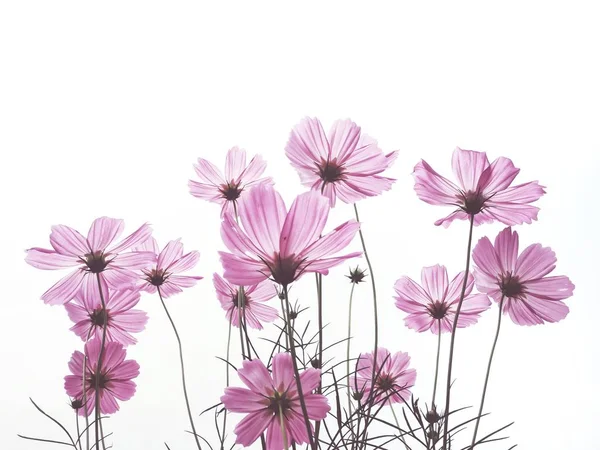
[1, 2, 599, 449]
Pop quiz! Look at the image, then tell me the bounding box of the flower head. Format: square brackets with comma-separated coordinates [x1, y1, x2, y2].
[394, 265, 491, 333]
[189, 146, 273, 217]
[137, 238, 203, 298]
[219, 184, 361, 286]
[221, 353, 329, 450]
[285, 117, 398, 207]
[351, 348, 416, 406]
[64, 339, 139, 416]
[472, 227, 575, 325]
[65, 285, 148, 346]
[213, 273, 278, 330]
[413, 147, 545, 227]
[346, 266, 367, 284]
[25, 217, 154, 305]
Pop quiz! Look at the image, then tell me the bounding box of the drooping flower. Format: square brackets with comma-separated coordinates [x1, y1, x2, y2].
[413, 147, 545, 227]
[65, 285, 148, 346]
[352, 348, 416, 406]
[221, 353, 330, 450]
[64, 339, 139, 416]
[394, 265, 491, 333]
[25, 217, 154, 305]
[472, 227, 575, 325]
[219, 183, 361, 286]
[189, 146, 273, 217]
[285, 117, 398, 207]
[213, 273, 278, 330]
[137, 238, 202, 298]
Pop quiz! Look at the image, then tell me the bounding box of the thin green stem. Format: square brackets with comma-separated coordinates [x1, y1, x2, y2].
[278, 403, 290, 450]
[346, 283, 356, 416]
[315, 273, 324, 445]
[94, 274, 108, 450]
[75, 412, 82, 450]
[220, 319, 233, 450]
[442, 214, 475, 449]
[157, 287, 203, 450]
[283, 284, 317, 450]
[390, 406, 410, 450]
[353, 203, 379, 447]
[470, 296, 505, 449]
[237, 287, 248, 360]
[431, 320, 442, 410]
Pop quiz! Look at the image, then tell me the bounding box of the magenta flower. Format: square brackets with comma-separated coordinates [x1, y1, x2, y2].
[285, 117, 398, 207]
[189, 146, 273, 217]
[64, 338, 139, 416]
[220, 184, 361, 286]
[221, 353, 329, 449]
[65, 285, 148, 346]
[25, 217, 154, 305]
[394, 265, 491, 333]
[213, 273, 278, 330]
[137, 238, 203, 298]
[472, 227, 575, 325]
[352, 348, 416, 405]
[413, 147, 545, 227]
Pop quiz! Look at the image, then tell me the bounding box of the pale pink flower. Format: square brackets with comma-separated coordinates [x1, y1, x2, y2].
[285, 117, 398, 207]
[472, 227, 575, 325]
[213, 273, 278, 330]
[25, 217, 154, 305]
[137, 238, 202, 298]
[221, 353, 329, 450]
[352, 348, 416, 406]
[65, 285, 148, 346]
[413, 147, 545, 227]
[189, 146, 273, 217]
[219, 184, 361, 286]
[64, 338, 139, 416]
[394, 265, 491, 333]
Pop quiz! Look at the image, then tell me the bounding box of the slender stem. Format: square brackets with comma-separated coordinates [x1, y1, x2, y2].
[99, 418, 106, 450]
[157, 287, 203, 450]
[431, 320, 442, 410]
[315, 273, 324, 446]
[220, 319, 233, 450]
[283, 284, 317, 450]
[279, 403, 290, 450]
[346, 283, 356, 416]
[94, 274, 108, 450]
[81, 351, 90, 450]
[75, 411, 82, 450]
[470, 296, 505, 449]
[237, 287, 248, 360]
[442, 214, 475, 449]
[390, 406, 410, 450]
[353, 203, 379, 446]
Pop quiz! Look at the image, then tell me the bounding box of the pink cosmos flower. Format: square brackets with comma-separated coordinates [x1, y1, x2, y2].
[65, 285, 148, 346]
[25, 217, 154, 305]
[64, 338, 139, 416]
[352, 348, 416, 405]
[413, 147, 545, 227]
[394, 265, 491, 333]
[137, 238, 203, 298]
[221, 352, 329, 450]
[213, 273, 278, 330]
[219, 184, 362, 286]
[472, 227, 575, 325]
[189, 146, 273, 217]
[285, 117, 398, 207]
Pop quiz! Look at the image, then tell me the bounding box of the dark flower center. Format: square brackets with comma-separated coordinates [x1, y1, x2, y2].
[268, 255, 302, 287]
[500, 273, 524, 298]
[219, 182, 242, 201]
[85, 251, 108, 273]
[426, 301, 449, 320]
[87, 371, 108, 390]
[89, 308, 108, 326]
[267, 390, 292, 416]
[147, 268, 168, 286]
[231, 290, 248, 308]
[461, 190, 487, 215]
[318, 159, 345, 184]
[346, 266, 367, 284]
[375, 374, 396, 392]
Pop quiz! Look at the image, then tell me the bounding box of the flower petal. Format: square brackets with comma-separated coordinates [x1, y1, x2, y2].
[451, 147, 490, 192]
[26, 248, 79, 269]
[413, 160, 461, 206]
[420, 265, 449, 302]
[225, 146, 247, 181]
[515, 243, 557, 282]
[50, 225, 90, 256]
[327, 119, 361, 161]
[525, 276, 575, 301]
[41, 269, 86, 305]
[87, 217, 124, 252]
